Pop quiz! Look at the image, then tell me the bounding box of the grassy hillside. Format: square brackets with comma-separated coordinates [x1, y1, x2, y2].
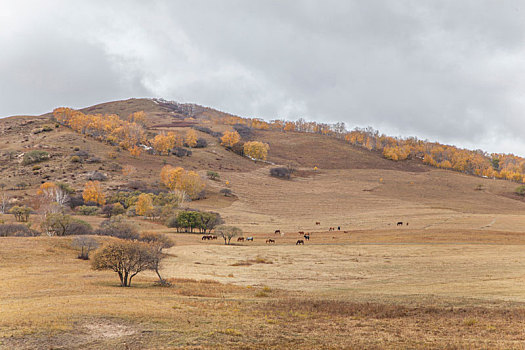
[3, 98, 525, 349]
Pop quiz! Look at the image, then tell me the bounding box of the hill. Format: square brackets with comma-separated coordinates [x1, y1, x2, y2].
[0, 97, 524, 234]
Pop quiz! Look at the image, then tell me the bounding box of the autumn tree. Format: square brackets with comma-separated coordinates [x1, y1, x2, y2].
[92, 241, 155, 287]
[160, 166, 205, 199]
[243, 141, 269, 161]
[150, 133, 176, 155]
[129, 146, 142, 157]
[82, 181, 106, 205]
[185, 129, 198, 148]
[37, 182, 70, 212]
[136, 193, 154, 217]
[220, 131, 241, 147]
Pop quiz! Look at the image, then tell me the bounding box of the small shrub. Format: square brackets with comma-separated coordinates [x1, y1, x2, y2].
[22, 150, 49, 165]
[207, 171, 220, 180]
[220, 188, 233, 197]
[270, 167, 292, 179]
[194, 138, 207, 148]
[516, 185, 525, 196]
[70, 155, 81, 163]
[42, 125, 53, 132]
[172, 147, 192, 158]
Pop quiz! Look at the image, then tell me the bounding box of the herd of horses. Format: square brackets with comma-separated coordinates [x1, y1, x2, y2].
[200, 221, 409, 244]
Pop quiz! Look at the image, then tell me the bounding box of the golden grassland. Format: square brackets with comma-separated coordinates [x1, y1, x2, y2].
[3, 233, 525, 349]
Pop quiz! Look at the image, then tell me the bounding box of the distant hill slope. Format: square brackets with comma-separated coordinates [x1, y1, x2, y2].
[0, 97, 523, 234]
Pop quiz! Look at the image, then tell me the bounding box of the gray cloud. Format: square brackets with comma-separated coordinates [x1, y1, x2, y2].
[1, 0, 524, 155]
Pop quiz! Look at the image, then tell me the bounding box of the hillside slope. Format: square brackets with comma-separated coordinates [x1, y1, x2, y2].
[0, 98, 523, 235]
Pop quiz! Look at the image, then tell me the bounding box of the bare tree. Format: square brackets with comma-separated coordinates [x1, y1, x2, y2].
[216, 225, 243, 245]
[0, 191, 10, 214]
[139, 232, 174, 285]
[72, 236, 99, 260]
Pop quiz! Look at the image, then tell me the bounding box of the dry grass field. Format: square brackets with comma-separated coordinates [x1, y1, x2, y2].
[2, 99, 525, 348]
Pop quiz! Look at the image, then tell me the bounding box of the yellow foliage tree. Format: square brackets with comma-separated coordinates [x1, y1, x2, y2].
[243, 141, 269, 160]
[136, 193, 153, 217]
[220, 131, 240, 147]
[150, 133, 176, 155]
[82, 181, 105, 205]
[185, 129, 198, 148]
[129, 145, 141, 157]
[160, 165, 205, 199]
[180, 171, 206, 199]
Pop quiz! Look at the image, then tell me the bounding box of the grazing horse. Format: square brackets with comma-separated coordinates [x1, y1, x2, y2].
[329, 227, 335, 231]
[237, 237, 245, 242]
[296, 239, 304, 245]
[246, 237, 254, 241]
[298, 231, 304, 235]
[201, 235, 210, 240]
[397, 222, 403, 226]
[266, 239, 275, 244]
[274, 230, 281, 235]
[304, 234, 310, 240]
[315, 222, 321, 225]
[211, 235, 218, 240]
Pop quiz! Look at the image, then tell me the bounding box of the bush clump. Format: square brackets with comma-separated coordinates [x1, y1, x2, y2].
[96, 216, 139, 240]
[76, 205, 101, 216]
[22, 150, 49, 165]
[516, 185, 525, 196]
[194, 138, 208, 148]
[0, 224, 38, 237]
[270, 167, 293, 179]
[41, 213, 93, 236]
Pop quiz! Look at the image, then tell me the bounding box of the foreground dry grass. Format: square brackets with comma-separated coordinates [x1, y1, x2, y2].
[3, 235, 525, 349]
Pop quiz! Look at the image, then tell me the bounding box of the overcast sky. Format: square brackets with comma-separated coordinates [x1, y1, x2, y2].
[1, 0, 524, 155]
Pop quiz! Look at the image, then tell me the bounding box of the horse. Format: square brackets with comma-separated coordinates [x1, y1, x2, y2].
[298, 231, 304, 235]
[274, 230, 281, 235]
[296, 239, 304, 245]
[266, 239, 275, 244]
[201, 235, 210, 240]
[329, 227, 334, 231]
[237, 237, 245, 242]
[211, 235, 218, 240]
[315, 222, 321, 225]
[304, 234, 310, 240]
[397, 222, 403, 226]
[246, 237, 253, 241]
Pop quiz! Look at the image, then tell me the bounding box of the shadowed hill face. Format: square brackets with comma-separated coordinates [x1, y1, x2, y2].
[253, 129, 427, 171]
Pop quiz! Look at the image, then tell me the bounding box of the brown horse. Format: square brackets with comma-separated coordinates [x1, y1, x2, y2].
[298, 231, 304, 235]
[266, 239, 275, 244]
[296, 239, 304, 245]
[237, 237, 245, 242]
[274, 230, 281, 235]
[315, 222, 321, 225]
